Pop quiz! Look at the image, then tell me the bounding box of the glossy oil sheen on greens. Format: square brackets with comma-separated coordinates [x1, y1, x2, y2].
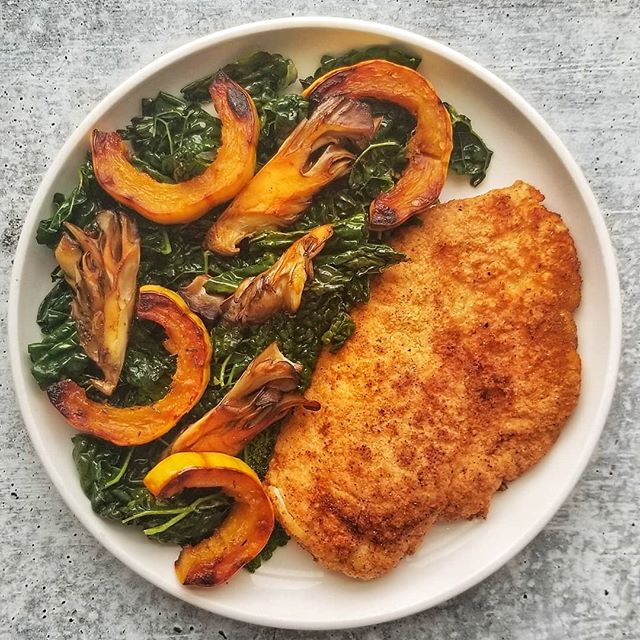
[30, 47, 492, 571]
[300, 45, 493, 186]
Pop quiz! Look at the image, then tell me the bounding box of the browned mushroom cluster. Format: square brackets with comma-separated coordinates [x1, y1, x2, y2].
[168, 342, 320, 456]
[54, 210, 140, 396]
[180, 224, 334, 325]
[205, 95, 376, 255]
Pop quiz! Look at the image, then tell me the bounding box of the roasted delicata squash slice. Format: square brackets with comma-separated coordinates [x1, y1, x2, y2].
[55, 210, 140, 396]
[92, 72, 259, 224]
[303, 59, 453, 229]
[144, 452, 274, 585]
[47, 285, 212, 445]
[206, 96, 375, 255]
[168, 342, 320, 456]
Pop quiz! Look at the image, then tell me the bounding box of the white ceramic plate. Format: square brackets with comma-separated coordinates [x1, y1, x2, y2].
[9, 17, 621, 630]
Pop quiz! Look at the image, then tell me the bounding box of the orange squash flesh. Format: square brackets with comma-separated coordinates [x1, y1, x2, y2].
[205, 96, 375, 255]
[144, 452, 274, 585]
[303, 59, 453, 229]
[91, 73, 259, 224]
[168, 342, 321, 457]
[47, 285, 212, 446]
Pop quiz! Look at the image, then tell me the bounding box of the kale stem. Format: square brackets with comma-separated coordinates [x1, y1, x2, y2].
[142, 495, 212, 536]
[161, 118, 174, 156]
[159, 229, 172, 255]
[218, 353, 233, 387]
[180, 108, 191, 147]
[227, 363, 240, 386]
[103, 447, 133, 489]
[121, 506, 190, 523]
[351, 141, 400, 172]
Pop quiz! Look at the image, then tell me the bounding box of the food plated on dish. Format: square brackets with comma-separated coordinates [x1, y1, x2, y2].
[9, 16, 623, 628]
[26, 42, 582, 588]
[268, 181, 581, 578]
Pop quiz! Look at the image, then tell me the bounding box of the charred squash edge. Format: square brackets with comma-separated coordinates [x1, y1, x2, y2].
[91, 73, 259, 224]
[47, 285, 212, 445]
[303, 59, 453, 229]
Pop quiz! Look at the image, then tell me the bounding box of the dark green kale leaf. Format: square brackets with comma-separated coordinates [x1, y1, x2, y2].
[136, 216, 173, 255]
[109, 320, 176, 407]
[242, 422, 281, 480]
[36, 159, 114, 248]
[137, 216, 214, 287]
[257, 93, 308, 166]
[445, 102, 493, 187]
[312, 243, 406, 293]
[36, 278, 72, 334]
[321, 311, 356, 352]
[119, 92, 222, 184]
[348, 140, 406, 200]
[28, 317, 91, 388]
[182, 51, 297, 106]
[203, 253, 277, 295]
[30, 274, 93, 387]
[300, 45, 421, 88]
[244, 522, 289, 573]
[248, 211, 368, 254]
[136, 217, 287, 293]
[341, 103, 415, 205]
[72, 434, 231, 545]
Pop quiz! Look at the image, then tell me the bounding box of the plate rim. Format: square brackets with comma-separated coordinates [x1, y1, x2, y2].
[8, 16, 622, 630]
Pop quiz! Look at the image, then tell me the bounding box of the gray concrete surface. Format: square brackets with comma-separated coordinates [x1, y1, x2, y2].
[1, 1, 638, 638]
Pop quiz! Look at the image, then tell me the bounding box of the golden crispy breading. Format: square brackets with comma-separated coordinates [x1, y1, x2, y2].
[265, 181, 581, 580]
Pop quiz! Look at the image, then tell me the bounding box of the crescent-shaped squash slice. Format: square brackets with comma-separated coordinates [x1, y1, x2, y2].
[92, 72, 259, 224]
[144, 452, 274, 585]
[303, 59, 453, 229]
[47, 285, 212, 445]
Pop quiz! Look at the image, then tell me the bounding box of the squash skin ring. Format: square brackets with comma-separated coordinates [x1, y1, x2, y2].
[144, 452, 274, 586]
[91, 72, 259, 225]
[303, 59, 453, 229]
[46, 285, 212, 446]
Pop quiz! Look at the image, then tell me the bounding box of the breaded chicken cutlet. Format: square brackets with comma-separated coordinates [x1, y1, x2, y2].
[265, 181, 581, 580]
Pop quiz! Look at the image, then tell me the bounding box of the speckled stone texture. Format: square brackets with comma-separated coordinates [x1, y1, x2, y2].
[0, 1, 638, 638]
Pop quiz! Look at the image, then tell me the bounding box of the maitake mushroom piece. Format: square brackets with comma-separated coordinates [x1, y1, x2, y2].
[205, 95, 375, 255]
[168, 342, 320, 456]
[222, 224, 333, 324]
[180, 224, 334, 326]
[54, 210, 140, 396]
[178, 274, 226, 322]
